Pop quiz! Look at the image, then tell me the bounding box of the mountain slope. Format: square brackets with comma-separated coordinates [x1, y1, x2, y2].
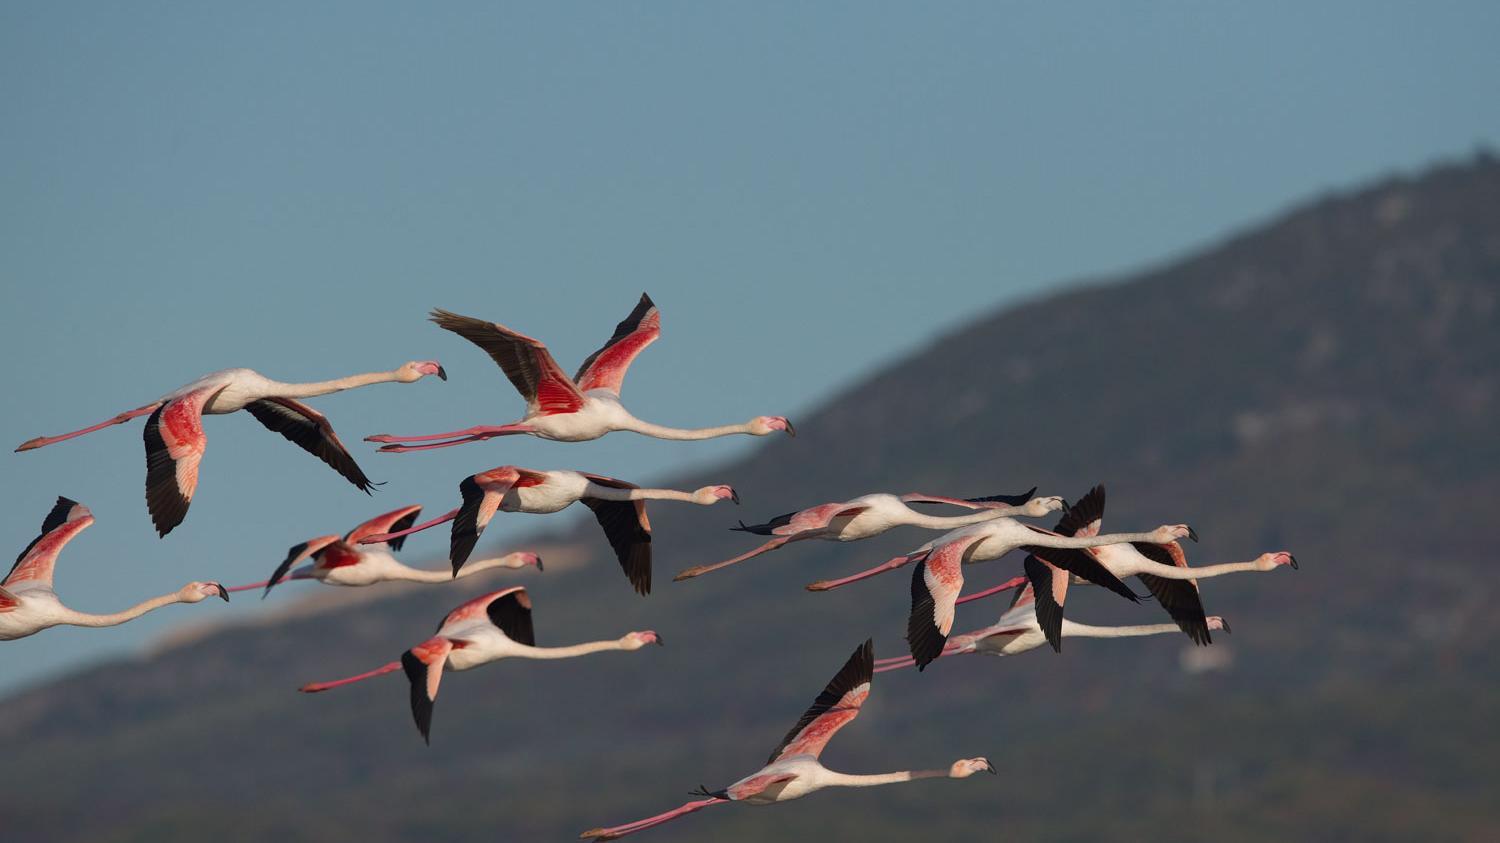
[3, 155, 1498, 842]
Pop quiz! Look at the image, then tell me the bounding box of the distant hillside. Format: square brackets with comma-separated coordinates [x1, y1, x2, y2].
[3, 155, 1497, 843]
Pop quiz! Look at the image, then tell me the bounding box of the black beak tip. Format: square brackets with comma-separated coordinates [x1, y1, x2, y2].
[1223, 620, 1233, 634]
[731, 489, 741, 504]
[1187, 526, 1199, 542]
[654, 635, 665, 647]
[784, 420, 796, 437]
[1290, 555, 1300, 570]
[436, 366, 448, 381]
[534, 556, 545, 572]
[216, 584, 230, 602]
[986, 763, 997, 774]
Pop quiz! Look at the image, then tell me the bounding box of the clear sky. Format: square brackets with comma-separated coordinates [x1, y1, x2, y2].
[2, 2, 1497, 695]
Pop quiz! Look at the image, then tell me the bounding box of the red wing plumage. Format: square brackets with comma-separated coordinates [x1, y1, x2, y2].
[573, 293, 661, 395]
[768, 638, 874, 764]
[430, 309, 585, 415]
[6, 497, 93, 589]
[263, 534, 341, 597]
[243, 397, 375, 493]
[345, 504, 424, 551]
[143, 386, 223, 537]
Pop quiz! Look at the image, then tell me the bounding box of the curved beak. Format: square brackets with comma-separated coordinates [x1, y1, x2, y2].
[985, 761, 997, 774]
[531, 554, 544, 572]
[436, 365, 448, 381]
[784, 419, 796, 438]
[653, 633, 665, 647]
[1289, 554, 1299, 570]
[730, 488, 741, 505]
[1221, 619, 1232, 634]
[1187, 525, 1199, 542]
[215, 584, 230, 602]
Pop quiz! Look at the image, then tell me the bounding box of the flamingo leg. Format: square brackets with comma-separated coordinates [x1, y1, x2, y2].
[581, 798, 726, 841]
[805, 551, 928, 592]
[955, 575, 1028, 606]
[674, 537, 791, 581]
[223, 569, 314, 594]
[299, 661, 402, 693]
[366, 424, 532, 445]
[15, 403, 161, 451]
[358, 508, 460, 544]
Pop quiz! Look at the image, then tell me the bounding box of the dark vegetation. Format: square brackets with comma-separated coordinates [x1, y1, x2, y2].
[3, 155, 1497, 842]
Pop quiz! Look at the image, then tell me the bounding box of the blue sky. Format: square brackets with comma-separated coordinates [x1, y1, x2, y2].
[3, 1, 1497, 694]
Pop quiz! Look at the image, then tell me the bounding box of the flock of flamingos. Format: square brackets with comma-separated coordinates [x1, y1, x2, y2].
[2, 293, 1296, 840]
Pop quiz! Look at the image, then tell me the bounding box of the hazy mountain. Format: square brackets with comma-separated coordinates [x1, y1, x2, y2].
[3, 154, 1497, 843]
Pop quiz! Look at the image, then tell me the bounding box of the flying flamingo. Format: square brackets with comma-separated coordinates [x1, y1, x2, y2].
[873, 579, 1231, 672]
[355, 466, 737, 595]
[299, 586, 662, 743]
[15, 362, 446, 536]
[672, 487, 1063, 582]
[1020, 485, 1296, 651]
[579, 639, 994, 841]
[1, 497, 228, 641]
[365, 295, 793, 452]
[222, 504, 542, 597]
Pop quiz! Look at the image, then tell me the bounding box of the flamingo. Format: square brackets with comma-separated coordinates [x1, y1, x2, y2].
[14, 362, 446, 536]
[672, 487, 1064, 582]
[365, 295, 793, 452]
[873, 579, 1231, 672]
[1019, 485, 1296, 651]
[222, 504, 542, 597]
[355, 466, 737, 595]
[298, 586, 662, 743]
[0, 497, 228, 641]
[579, 639, 994, 841]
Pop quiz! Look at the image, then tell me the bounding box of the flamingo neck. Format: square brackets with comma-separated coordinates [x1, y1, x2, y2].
[618, 417, 754, 441]
[821, 769, 947, 788]
[62, 592, 185, 628]
[901, 509, 1009, 530]
[269, 369, 406, 399]
[516, 639, 627, 660]
[587, 485, 700, 504]
[398, 556, 527, 583]
[1140, 559, 1261, 579]
[1032, 530, 1167, 550]
[1065, 621, 1181, 638]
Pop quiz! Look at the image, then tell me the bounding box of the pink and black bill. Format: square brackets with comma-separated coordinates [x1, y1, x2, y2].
[766, 638, 874, 765]
[906, 558, 947, 670]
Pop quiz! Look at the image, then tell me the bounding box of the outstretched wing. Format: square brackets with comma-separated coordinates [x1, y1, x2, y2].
[430, 309, 585, 415]
[901, 488, 1037, 509]
[451, 467, 532, 575]
[1132, 541, 1212, 646]
[345, 504, 424, 552]
[262, 534, 341, 598]
[6, 497, 93, 588]
[439, 585, 530, 633]
[907, 535, 982, 670]
[1023, 554, 1069, 653]
[1023, 529, 1140, 605]
[1055, 484, 1105, 538]
[143, 386, 225, 537]
[244, 397, 376, 494]
[580, 473, 653, 596]
[767, 638, 874, 764]
[573, 293, 661, 395]
[401, 636, 455, 744]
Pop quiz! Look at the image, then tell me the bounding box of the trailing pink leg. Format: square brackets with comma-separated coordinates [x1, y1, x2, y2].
[223, 571, 313, 593]
[955, 575, 1028, 605]
[580, 798, 726, 841]
[805, 551, 929, 592]
[299, 661, 402, 693]
[365, 424, 533, 444]
[358, 508, 459, 545]
[674, 538, 790, 581]
[15, 403, 160, 451]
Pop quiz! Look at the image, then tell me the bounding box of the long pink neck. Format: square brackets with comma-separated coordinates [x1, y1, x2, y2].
[267, 369, 408, 399]
[61, 592, 186, 628]
[300, 661, 402, 693]
[618, 417, 755, 441]
[585, 484, 703, 504]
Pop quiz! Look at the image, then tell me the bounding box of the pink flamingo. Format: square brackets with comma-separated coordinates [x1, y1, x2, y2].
[1, 497, 228, 641]
[579, 639, 993, 841]
[1018, 485, 1295, 651]
[893, 515, 1194, 670]
[874, 580, 1231, 672]
[355, 466, 737, 595]
[299, 586, 662, 743]
[365, 295, 793, 452]
[673, 487, 1063, 582]
[15, 362, 446, 536]
[222, 504, 542, 597]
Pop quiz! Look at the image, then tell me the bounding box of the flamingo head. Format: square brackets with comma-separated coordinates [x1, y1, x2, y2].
[1254, 551, 1297, 572]
[180, 582, 230, 604]
[750, 416, 795, 437]
[950, 757, 997, 778]
[1207, 616, 1231, 633]
[1022, 496, 1066, 518]
[399, 360, 447, 383]
[509, 551, 544, 571]
[621, 630, 664, 650]
[693, 485, 740, 505]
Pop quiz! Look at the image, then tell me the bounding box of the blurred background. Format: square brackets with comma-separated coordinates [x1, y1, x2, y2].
[2, 3, 1496, 841]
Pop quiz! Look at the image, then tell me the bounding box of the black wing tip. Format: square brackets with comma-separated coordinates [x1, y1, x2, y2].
[906, 563, 947, 669]
[966, 487, 1038, 506]
[401, 651, 435, 744]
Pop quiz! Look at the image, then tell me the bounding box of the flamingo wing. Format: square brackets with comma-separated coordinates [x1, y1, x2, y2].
[439, 585, 529, 633]
[429, 309, 585, 415]
[573, 293, 661, 395]
[900, 487, 1037, 509]
[244, 397, 376, 494]
[907, 535, 983, 669]
[1023, 554, 1069, 653]
[767, 638, 874, 764]
[263, 534, 341, 597]
[1055, 484, 1105, 538]
[1023, 528, 1141, 604]
[5, 497, 93, 589]
[579, 473, 652, 596]
[451, 468, 526, 575]
[345, 504, 424, 551]
[1132, 541, 1212, 645]
[0, 586, 18, 612]
[143, 386, 230, 537]
[401, 636, 455, 744]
